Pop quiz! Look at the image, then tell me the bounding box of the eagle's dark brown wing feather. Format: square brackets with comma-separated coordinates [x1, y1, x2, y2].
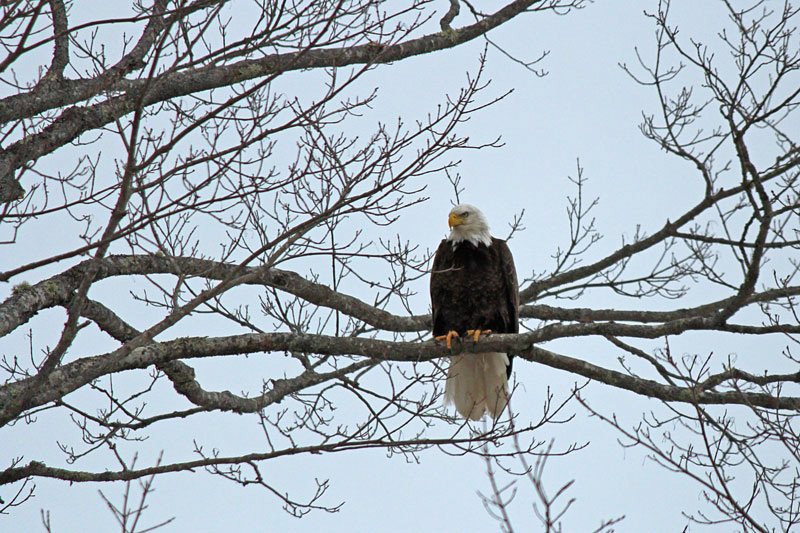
[430, 239, 451, 337]
[495, 238, 519, 334]
[430, 238, 519, 337]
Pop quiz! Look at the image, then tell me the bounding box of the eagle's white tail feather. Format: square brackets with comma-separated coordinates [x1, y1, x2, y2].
[445, 353, 509, 420]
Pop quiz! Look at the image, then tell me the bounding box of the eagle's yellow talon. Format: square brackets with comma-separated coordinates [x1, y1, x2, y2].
[435, 330, 460, 349]
[466, 329, 492, 342]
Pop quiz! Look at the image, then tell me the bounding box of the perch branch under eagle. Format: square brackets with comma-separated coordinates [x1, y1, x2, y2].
[430, 204, 519, 420]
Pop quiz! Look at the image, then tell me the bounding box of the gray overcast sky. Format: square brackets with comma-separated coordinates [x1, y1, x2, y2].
[2, 1, 793, 531]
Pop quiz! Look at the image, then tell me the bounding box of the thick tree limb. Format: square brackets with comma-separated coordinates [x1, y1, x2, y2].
[2, 329, 799, 427]
[0, 255, 428, 337]
[0, 0, 541, 124]
[0, 0, 549, 204]
[42, 0, 69, 82]
[0, 429, 533, 486]
[81, 298, 381, 414]
[4, 254, 800, 341]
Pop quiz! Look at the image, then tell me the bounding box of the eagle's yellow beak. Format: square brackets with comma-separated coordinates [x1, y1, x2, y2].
[448, 212, 464, 228]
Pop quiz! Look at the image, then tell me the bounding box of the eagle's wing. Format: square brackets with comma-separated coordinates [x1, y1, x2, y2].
[496, 239, 519, 334]
[430, 239, 449, 335]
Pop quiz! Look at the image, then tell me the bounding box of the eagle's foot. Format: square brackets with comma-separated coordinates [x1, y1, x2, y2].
[466, 329, 492, 342]
[435, 330, 460, 349]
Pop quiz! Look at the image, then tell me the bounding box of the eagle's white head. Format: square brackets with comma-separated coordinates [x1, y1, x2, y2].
[447, 203, 492, 247]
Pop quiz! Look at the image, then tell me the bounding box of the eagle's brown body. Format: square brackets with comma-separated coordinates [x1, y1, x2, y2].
[431, 237, 519, 351]
[431, 230, 519, 420]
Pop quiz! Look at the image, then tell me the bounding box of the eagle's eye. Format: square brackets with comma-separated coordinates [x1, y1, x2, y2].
[460, 212, 469, 218]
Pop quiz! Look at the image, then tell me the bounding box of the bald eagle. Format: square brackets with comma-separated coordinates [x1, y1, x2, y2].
[430, 204, 519, 420]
